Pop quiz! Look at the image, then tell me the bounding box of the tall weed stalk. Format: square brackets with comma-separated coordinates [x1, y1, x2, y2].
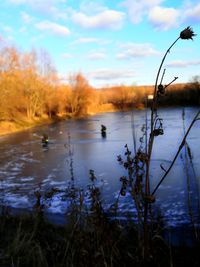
[118, 26, 199, 259]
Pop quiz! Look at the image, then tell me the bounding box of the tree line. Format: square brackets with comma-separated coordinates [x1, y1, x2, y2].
[0, 44, 200, 123]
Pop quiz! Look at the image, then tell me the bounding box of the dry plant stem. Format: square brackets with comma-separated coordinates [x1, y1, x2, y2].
[189, 149, 200, 224]
[165, 76, 178, 89]
[182, 110, 198, 239]
[152, 109, 200, 196]
[185, 142, 198, 239]
[131, 112, 137, 155]
[146, 36, 181, 197]
[144, 36, 181, 257]
[151, 37, 180, 132]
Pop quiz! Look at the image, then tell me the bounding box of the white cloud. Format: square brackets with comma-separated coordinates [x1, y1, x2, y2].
[74, 37, 100, 44]
[2, 26, 13, 33]
[79, 1, 106, 14]
[8, 0, 67, 20]
[121, 0, 182, 29]
[19, 26, 27, 33]
[121, 0, 163, 24]
[72, 10, 125, 30]
[73, 37, 111, 46]
[62, 53, 73, 59]
[21, 12, 33, 24]
[30, 34, 43, 45]
[35, 20, 70, 36]
[88, 68, 135, 81]
[166, 60, 200, 68]
[8, 0, 65, 6]
[117, 43, 160, 59]
[8, 0, 26, 3]
[148, 6, 180, 30]
[184, 3, 200, 23]
[87, 51, 106, 60]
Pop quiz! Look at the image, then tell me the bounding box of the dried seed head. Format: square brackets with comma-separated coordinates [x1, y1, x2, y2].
[158, 84, 165, 95]
[180, 26, 196, 40]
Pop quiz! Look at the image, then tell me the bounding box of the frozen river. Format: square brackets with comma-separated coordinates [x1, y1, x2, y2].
[0, 107, 200, 231]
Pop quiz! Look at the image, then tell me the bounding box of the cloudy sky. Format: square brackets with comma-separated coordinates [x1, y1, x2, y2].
[0, 0, 200, 87]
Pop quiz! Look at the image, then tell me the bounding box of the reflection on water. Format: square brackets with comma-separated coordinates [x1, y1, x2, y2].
[0, 107, 200, 229]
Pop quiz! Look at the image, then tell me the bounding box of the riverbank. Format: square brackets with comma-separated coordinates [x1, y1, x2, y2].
[0, 103, 119, 137]
[0, 116, 59, 137]
[0, 103, 198, 138]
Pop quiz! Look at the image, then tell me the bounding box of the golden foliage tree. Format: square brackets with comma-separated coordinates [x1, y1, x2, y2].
[68, 73, 94, 116]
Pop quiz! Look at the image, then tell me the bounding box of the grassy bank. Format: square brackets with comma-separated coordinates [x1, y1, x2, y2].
[0, 117, 52, 137]
[0, 103, 118, 137]
[0, 209, 199, 267]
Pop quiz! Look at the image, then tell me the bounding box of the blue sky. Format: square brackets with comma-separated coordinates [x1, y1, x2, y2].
[0, 0, 200, 88]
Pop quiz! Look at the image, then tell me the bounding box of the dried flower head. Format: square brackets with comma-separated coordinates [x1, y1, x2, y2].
[180, 26, 196, 40]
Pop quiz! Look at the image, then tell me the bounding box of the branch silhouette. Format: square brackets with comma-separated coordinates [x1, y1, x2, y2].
[151, 109, 200, 196]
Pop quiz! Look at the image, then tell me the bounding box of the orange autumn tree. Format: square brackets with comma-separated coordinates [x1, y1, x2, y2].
[68, 73, 94, 116]
[0, 45, 60, 121]
[0, 46, 23, 120]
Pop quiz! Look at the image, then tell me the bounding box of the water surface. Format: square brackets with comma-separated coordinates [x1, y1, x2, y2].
[0, 107, 200, 231]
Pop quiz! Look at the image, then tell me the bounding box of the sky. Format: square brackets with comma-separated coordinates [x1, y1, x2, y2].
[0, 0, 200, 88]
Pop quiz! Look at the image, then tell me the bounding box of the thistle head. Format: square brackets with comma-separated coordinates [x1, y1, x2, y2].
[180, 26, 196, 40]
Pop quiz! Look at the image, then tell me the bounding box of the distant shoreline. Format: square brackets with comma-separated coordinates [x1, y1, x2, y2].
[0, 105, 118, 137]
[0, 116, 64, 137]
[1, 104, 198, 137]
